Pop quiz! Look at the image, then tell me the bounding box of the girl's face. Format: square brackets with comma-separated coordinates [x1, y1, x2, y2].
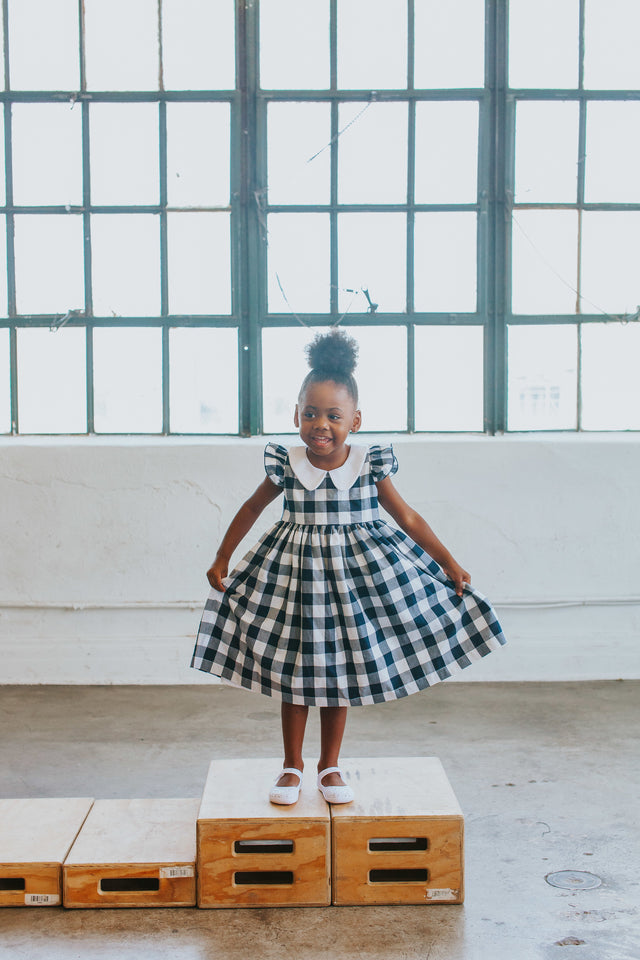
[294, 380, 361, 468]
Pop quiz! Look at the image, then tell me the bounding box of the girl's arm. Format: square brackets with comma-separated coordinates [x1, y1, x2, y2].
[207, 477, 283, 591]
[376, 476, 470, 597]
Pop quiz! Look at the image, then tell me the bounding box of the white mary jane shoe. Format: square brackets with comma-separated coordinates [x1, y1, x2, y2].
[317, 766, 354, 804]
[269, 767, 303, 805]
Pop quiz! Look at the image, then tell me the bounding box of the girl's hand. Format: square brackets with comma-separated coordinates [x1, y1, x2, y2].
[442, 560, 471, 598]
[207, 557, 228, 592]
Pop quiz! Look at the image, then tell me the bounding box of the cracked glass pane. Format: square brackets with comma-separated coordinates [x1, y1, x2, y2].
[338, 213, 406, 314]
[267, 213, 330, 314]
[511, 210, 578, 315]
[338, 102, 407, 204]
[267, 102, 330, 205]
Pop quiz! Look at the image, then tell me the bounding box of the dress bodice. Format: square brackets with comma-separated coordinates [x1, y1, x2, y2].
[264, 442, 398, 526]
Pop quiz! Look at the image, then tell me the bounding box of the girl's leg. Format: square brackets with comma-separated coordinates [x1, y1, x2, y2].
[318, 706, 348, 787]
[275, 701, 309, 786]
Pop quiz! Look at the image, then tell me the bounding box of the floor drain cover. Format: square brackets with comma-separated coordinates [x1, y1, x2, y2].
[545, 871, 602, 890]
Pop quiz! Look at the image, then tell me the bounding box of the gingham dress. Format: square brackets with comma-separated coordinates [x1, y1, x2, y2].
[191, 443, 506, 706]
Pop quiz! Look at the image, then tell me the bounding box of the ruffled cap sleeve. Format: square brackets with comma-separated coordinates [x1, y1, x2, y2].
[264, 442, 288, 487]
[369, 444, 398, 482]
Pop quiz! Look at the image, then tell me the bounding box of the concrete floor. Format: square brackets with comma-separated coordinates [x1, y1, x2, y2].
[0, 681, 638, 960]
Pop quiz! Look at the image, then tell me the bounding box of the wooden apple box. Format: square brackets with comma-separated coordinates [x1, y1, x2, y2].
[330, 758, 464, 906]
[62, 798, 199, 908]
[0, 798, 93, 907]
[197, 758, 331, 908]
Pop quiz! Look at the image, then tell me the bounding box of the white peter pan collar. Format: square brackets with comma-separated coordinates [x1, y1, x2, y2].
[288, 444, 368, 491]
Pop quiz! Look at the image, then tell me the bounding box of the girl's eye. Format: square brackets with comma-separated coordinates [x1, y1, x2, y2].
[303, 411, 315, 419]
[329, 414, 341, 421]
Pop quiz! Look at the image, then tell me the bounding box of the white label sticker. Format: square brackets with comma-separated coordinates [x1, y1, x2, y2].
[425, 888, 458, 901]
[25, 893, 60, 905]
[159, 865, 195, 880]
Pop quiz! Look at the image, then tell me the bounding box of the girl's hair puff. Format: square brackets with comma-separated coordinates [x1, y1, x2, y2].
[298, 328, 359, 405]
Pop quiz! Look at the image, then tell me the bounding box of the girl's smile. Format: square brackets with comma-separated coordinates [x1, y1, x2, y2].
[294, 380, 361, 470]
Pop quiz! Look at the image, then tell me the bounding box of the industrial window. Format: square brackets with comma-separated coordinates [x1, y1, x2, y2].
[0, 0, 638, 436]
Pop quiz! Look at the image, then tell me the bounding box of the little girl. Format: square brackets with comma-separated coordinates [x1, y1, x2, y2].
[191, 329, 506, 805]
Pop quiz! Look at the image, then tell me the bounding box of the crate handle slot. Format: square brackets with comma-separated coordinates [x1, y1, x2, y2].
[369, 869, 429, 884]
[234, 840, 294, 854]
[233, 871, 294, 886]
[99, 877, 161, 893]
[0, 877, 25, 891]
[368, 837, 428, 851]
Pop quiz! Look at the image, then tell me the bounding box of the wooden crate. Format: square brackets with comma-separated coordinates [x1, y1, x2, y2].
[0, 798, 93, 907]
[63, 798, 199, 908]
[197, 758, 331, 908]
[330, 758, 464, 906]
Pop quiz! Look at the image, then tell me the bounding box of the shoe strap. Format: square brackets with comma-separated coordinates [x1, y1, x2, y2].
[281, 767, 303, 778]
[317, 766, 341, 780]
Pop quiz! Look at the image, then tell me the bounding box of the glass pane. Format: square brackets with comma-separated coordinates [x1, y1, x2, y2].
[260, 0, 329, 90]
[584, 0, 640, 90]
[581, 213, 640, 316]
[162, 0, 235, 90]
[262, 326, 318, 433]
[167, 213, 231, 315]
[267, 214, 330, 313]
[0, 329, 10, 433]
[0, 217, 7, 314]
[415, 326, 483, 431]
[91, 215, 160, 317]
[585, 103, 640, 203]
[415, 102, 478, 204]
[166, 103, 230, 207]
[338, 103, 407, 204]
[93, 327, 162, 432]
[581, 323, 640, 430]
[169, 327, 238, 433]
[514, 101, 579, 203]
[414, 213, 476, 312]
[511, 210, 578, 315]
[14, 215, 84, 315]
[356, 326, 407, 431]
[507, 324, 577, 430]
[11, 104, 82, 206]
[17, 327, 86, 433]
[84, 0, 159, 91]
[90, 104, 158, 205]
[267, 102, 331, 205]
[338, 213, 406, 313]
[0, 112, 4, 206]
[509, 0, 579, 89]
[0, 8, 4, 92]
[338, 0, 407, 89]
[414, 0, 484, 89]
[8, 0, 79, 90]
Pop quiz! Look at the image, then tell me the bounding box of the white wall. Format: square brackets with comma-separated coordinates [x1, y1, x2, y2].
[1, 434, 638, 684]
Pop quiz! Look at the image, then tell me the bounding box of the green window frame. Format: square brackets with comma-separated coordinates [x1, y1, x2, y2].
[1, 0, 638, 436]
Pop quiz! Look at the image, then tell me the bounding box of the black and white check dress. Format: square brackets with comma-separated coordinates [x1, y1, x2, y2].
[191, 443, 506, 707]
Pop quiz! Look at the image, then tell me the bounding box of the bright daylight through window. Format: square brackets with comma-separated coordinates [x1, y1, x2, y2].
[0, 0, 638, 435]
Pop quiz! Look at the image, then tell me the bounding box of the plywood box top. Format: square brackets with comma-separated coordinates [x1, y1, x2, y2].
[198, 758, 330, 822]
[0, 798, 93, 864]
[64, 798, 200, 866]
[329, 758, 463, 820]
